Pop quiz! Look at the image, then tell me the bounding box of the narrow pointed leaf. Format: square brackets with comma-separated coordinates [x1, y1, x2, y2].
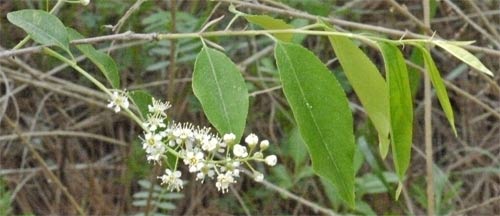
[414, 44, 457, 135]
[434, 41, 494, 76]
[326, 32, 391, 158]
[67, 28, 120, 88]
[244, 15, 293, 42]
[129, 90, 153, 120]
[275, 42, 355, 207]
[379, 42, 413, 180]
[193, 47, 249, 140]
[7, 9, 70, 54]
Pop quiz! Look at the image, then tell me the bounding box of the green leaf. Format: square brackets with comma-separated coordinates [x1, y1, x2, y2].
[67, 28, 120, 88]
[414, 44, 457, 135]
[193, 47, 249, 140]
[326, 31, 391, 159]
[244, 15, 294, 42]
[129, 90, 154, 120]
[434, 41, 494, 76]
[379, 42, 413, 180]
[275, 42, 355, 207]
[7, 9, 70, 53]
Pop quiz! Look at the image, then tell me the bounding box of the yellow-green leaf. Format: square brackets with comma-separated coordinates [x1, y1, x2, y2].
[326, 31, 391, 159]
[434, 41, 494, 76]
[414, 44, 457, 135]
[275, 42, 356, 207]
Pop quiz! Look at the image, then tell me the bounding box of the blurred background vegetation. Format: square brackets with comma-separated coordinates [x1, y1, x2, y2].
[0, 0, 499, 215]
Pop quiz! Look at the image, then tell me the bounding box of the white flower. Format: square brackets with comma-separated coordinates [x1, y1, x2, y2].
[107, 91, 129, 113]
[142, 132, 165, 163]
[143, 115, 166, 131]
[254, 171, 264, 182]
[146, 149, 163, 163]
[148, 98, 171, 116]
[202, 137, 218, 152]
[223, 133, 236, 144]
[216, 172, 235, 193]
[159, 169, 183, 192]
[142, 132, 163, 151]
[183, 151, 205, 172]
[172, 123, 194, 145]
[193, 127, 210, 144]
[232, 144, 248, 158]
[146, 144, 166, 162]
[245, 133, 258, 147]
[80, 0, 90, 6]
[260, 140, 269, 150]
[265, 155, 277, 166]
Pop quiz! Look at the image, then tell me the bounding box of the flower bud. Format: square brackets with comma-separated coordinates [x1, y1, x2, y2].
[223, 133, 236, 144]
[259, 140, 269, 150]
[232, 144, 248, 158]
[245, 133, 258, 147]
[265, 155, 277, 166]
[253, 171, 264, 182]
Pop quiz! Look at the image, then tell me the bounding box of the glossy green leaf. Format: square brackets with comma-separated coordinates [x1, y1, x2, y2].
[434, 41, 494, 76]
[414, 44, 457, 135]
[67, 28, 120, 88]
[244, 15, 293, 42]
[326, 33, 391, 159]
[7, 9, 70, 53]
[129, 90, 153, 120]
[275, 42, 355, 207]
[379, 42, 413, 180]
[193, 47, 249, 140]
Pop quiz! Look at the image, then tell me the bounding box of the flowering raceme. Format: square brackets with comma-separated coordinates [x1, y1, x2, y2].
[107, 93, 277, 193]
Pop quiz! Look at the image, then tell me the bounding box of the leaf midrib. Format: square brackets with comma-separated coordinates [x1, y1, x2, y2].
[203, 47, 234, 134]
[277, 43, 350, 196]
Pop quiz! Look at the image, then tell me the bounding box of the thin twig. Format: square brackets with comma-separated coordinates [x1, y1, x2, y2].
[423, 1, 435, 215]
[454, 196, 500, 215]
[241, 170, 337, 216]
[0, 161, 116, 176]
[230, 186, 251, 216]
[108, 0, 148, 54]
[0, 130, 127, 146]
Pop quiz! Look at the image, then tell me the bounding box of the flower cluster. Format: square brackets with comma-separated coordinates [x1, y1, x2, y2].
[107, 93, 277, 193]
